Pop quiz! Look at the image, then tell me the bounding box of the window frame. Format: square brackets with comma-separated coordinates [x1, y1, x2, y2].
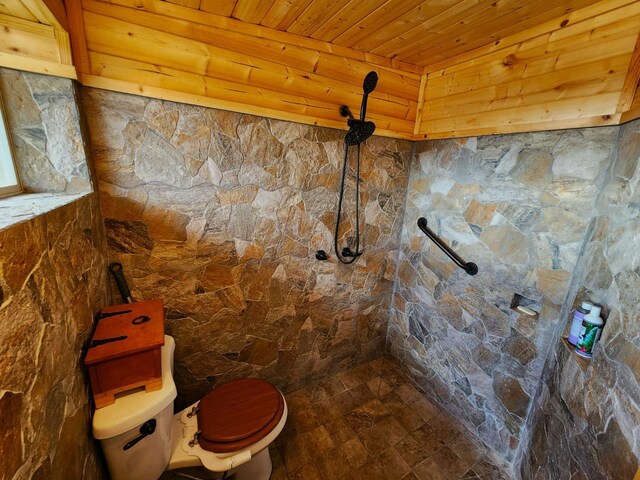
[0, 86, 21, 199]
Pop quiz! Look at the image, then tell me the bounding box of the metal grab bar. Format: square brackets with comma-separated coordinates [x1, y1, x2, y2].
[417, 217, 478, 276]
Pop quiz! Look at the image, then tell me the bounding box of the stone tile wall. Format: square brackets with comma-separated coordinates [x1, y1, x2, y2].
[518, 118, 640, 479]
[0, 68, 91, 193]
[82, 88, 412, 407]
[0, 194, 110, 480]
[387, 127, 619, 467]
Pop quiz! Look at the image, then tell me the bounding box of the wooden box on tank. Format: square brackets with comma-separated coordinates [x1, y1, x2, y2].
[84, 299, 165, 409]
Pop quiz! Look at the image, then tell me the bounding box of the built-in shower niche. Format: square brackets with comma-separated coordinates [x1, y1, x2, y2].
[509, 293, 540, 318]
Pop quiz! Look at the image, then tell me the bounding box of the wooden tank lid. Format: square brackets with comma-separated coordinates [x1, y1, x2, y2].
[197, 379, 283, 446]
[84, 299, 165, 366]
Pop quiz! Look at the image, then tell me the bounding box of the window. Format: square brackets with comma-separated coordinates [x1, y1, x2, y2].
[0, 88, 20, 198]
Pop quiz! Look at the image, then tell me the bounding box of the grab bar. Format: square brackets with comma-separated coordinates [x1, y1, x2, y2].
[417, 217, 478, 276]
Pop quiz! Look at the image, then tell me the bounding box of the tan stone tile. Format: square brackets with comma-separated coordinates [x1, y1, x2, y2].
[402, 473, 420, 480]
[366, 358, 387, 376]
[345, 406, 375, 433]
[395, 406, 427, 432]
[312, 395, 344, 420]
[379, 391, 407, 415]
[396, 383, 424, 405]
[270, 447, 290, 480]
[381, 368, 409, 388]
[367, 377, 393, 397]
[464, 199, 497, 228]
[447, 432, 483, 466]
[288, 463, 322, 480]
[324, 416, 357, 444]
[351, 363, 378, 382]
[395, 425, 446, 467]
[313, 451, 349, 480]
[338, 369, 363, 390]
[427, 416, 461, 444]
[459, 469, 481, 479]
[280, 434, 313, 473]
[305, 382, 332, 404]
[365, 398, 392, 424]
[330, 390, 360, 416]
[318, 376, 347, 397]
[413, 397, 440, 423]
[350, 383, 376, 404]
[286, 389, 314, 410]
[359, 416, 410, 455]
[340, 436, 369, 468]
[302, 425, 335, 456]
[468, 459, 509, 480]
[376, 447, 412, 480]
[288, 407, 321, 434]
[276, 421, 297, 447]
[350, 462, 388, 480]
[412, 446, 469, 480]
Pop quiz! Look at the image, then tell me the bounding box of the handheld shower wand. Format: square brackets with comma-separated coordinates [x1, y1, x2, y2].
[360, 71, 378, 120]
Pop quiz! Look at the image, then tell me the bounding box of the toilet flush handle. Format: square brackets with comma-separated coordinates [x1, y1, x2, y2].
[123, 419, 157, 451]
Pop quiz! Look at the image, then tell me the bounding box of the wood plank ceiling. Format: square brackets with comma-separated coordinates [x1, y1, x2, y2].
[160, 0, 608, 66]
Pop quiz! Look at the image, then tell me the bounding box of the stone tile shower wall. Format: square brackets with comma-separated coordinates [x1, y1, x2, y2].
[0, 68, 91, 193]
[0, 71, 108, 480]
[519, 118, 640, 479]
[387, 127, 619, 465]
[0, 195, 110, 480]
[83, 88, 412, 407]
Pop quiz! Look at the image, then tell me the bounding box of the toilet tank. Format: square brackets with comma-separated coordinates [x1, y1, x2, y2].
[93, 335, 177, 480]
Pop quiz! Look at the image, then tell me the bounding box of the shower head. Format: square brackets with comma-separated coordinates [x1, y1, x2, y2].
[345, 120, 376, 146]
[360, 71, 378, 120]
[363, 71, 378, 94]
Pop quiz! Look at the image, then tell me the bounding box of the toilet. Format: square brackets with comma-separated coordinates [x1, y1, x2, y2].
[92, 335, 288, 480]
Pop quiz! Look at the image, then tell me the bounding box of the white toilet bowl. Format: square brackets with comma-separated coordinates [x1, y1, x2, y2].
[92, 335, 287, 480]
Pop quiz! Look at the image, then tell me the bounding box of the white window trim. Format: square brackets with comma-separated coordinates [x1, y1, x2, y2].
[0, 87, 21, 199]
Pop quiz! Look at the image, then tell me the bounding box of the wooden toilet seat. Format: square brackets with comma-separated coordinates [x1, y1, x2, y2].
[197, 378, 285, 454]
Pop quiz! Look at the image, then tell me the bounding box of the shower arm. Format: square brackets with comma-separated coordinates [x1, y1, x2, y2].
[417, 218, 478, 276]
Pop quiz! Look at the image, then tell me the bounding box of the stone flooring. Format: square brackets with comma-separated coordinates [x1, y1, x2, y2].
[269, 357, 509, 480]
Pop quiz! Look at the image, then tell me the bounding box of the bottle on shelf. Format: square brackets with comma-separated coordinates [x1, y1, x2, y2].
[575, 305, 604, 358]
[568, 301, 593, 345]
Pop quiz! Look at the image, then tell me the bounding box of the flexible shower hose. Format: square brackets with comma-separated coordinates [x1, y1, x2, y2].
[334, 141, 361, 264]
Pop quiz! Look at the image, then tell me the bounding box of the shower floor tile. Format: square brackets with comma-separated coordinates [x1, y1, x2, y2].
[270, 357, 509, 480]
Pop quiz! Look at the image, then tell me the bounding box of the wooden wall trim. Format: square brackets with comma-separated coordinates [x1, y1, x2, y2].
[20, 0, 68, 30]
[41, 0, 68, 29]
[422, 114, 622, 140]
[0, 51, 77, 78]
[617, 32, 640, 113]
[66, 0, 91, 79]
[620, 84, 640, 123]
[413, 73, 428, 136]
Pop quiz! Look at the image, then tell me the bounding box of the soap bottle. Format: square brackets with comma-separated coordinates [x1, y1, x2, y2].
[575, 305, 604, 358]
[568, 301, 593, 345]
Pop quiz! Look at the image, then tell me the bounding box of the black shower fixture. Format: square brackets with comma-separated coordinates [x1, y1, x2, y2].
[327, 71, 378, 264]
[339, 105, 376, 146]
[345, 120, 376, 146]
[360, 71, 378, 118]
